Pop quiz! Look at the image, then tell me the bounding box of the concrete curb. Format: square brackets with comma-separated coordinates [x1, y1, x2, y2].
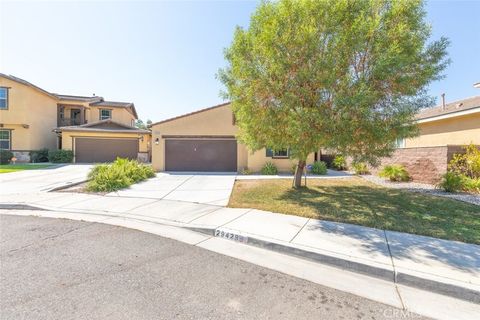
[1, 205, 478, 304]
[183, 226, 478, 303]
[47, 179, 89, 192]
[396, 271, 479, 304]
[0, 204, 48, 210]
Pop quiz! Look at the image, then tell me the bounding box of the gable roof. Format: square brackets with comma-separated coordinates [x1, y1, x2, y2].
[54, 119, 150, 133]
[0, 73, 138, 119]
[416, 96, 480, 121]
[0, 73, 58, 99]
[54, 94, 103, 103]
[90, 100, 138, 118]
[150, 102, 231, 127]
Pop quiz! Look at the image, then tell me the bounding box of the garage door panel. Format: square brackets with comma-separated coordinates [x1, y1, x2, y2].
[165, 139, 237, 172]
[75, 138, 138, 163]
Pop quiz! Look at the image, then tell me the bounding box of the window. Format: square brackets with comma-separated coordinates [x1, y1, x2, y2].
[395, 138, 406, 149]
[266, 148, 289, 158]
[0, 87, 8, 110]
[0, 130, 11, 150]
[100, 109, 112, 120]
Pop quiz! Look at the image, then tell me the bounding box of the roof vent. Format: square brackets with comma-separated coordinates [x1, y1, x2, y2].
[441, 93, 446, 110]
[456, 103, 463, 108]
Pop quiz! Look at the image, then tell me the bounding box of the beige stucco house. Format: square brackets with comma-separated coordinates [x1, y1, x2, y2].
[0, 74, 150, 163]
[151, 97, 479, 179]
[375, 95, 480, 183]
[150, 102, 314, 172]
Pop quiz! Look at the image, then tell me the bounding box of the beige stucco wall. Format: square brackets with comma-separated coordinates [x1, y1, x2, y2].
[0, 77, 58, 151]
[86, 105, 135, 126]
[151, 104, 315, 172]
[406, 113, 480, 148]
[247, 149, 315, 172]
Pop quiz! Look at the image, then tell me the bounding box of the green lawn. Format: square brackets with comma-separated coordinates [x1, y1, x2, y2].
[0, 164, 53, 173]
[228, 177, 480, 244]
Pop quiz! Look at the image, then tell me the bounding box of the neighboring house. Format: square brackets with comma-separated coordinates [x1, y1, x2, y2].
[0, 74, 150, 163]
[374, 95, 480, 183]
[150, 103, 315, 172]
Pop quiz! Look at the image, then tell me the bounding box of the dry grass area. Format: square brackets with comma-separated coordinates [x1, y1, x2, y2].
[228, 177, 480, 244]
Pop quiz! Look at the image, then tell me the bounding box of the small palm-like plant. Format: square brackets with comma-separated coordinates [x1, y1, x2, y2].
[437, 172, 464, 193]
[352, 162, 369, 175]
[261, 162, 278, 175]
[311, 161, 327, 175]
[332, 155, 347, 170]
[379, 164, 410, 182]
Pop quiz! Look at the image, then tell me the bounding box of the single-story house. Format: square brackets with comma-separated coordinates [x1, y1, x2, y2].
[371, 95, 480, 183]
[151, 96, 479, 182]
[150, 102, 315, 172]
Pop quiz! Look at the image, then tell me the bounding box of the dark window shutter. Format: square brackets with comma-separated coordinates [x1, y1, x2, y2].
[265, 148, 273, 157]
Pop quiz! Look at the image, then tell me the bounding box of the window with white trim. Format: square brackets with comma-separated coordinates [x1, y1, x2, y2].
[395, 138, 406, 148]
[0, 87, 8, 110]
[266, 148, 289, 158]
[100, 109, 112, 120]
[0, 130, 11, 149]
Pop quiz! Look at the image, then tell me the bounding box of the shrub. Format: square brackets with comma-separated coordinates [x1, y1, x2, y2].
[352, 162, 369, 175]
[463, 176, 480, 193]
[310, 161, 327, 175]
[30, 148, 49, 163]
[379, 164, 410, 182]
[240, 167, 252, 175]
[87, 158, 155, 192]
[0, 150, 13, 164]
[449, 144, 480, 179]
[261, 162, 278, 175]
[48, 150, 73, 163]
[332, 155, 347, 170]
[437, 172, 464, 193]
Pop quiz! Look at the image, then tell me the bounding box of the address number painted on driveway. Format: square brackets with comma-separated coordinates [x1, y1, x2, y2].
[214, 228, 248, 243]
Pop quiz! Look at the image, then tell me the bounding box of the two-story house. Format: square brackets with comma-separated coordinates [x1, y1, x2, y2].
[0, 74, 150, 163]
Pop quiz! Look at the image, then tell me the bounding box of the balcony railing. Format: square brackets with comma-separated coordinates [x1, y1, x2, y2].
[57, 118, 86, 127]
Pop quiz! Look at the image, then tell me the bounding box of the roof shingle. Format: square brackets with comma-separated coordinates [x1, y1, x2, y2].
[416, 96, 480, 120]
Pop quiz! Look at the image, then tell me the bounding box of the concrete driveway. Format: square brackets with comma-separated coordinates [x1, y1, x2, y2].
[108, 173, 237, 206]
[0, 164, 91, 196]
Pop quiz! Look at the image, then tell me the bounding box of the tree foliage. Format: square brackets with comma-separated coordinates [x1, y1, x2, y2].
[219, 0, 449, 187]
[135, 119, 152, 130]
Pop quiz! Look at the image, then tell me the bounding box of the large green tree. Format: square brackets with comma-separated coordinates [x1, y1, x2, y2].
[219, 0, 449, 187]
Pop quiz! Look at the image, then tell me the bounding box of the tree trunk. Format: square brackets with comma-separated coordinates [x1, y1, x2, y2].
[293, 159, 306, 188]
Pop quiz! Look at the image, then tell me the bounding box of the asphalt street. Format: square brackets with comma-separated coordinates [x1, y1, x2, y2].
[0, 214, 427, 320]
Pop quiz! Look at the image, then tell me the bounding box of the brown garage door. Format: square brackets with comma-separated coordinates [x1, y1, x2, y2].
[165, 139, 237, 172]
[75, 138, 138, 163]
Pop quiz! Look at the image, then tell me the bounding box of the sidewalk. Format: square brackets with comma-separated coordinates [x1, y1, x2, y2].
[1, 189, 479, 304]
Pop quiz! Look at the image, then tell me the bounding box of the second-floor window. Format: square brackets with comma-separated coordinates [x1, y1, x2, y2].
[100, 109, 112, 120]
[0, 87, 8, 110]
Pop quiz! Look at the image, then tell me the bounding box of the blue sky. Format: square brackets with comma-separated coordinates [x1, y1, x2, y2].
[1, 0, 479, 121]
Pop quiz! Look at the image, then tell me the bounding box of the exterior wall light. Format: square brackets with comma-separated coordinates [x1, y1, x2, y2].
[155, 138, 159, 145]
